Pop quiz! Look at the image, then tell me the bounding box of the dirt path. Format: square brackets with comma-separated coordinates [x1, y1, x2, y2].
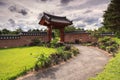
[17, 45, 109, 80]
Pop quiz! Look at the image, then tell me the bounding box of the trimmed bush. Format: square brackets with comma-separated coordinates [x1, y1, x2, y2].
[98, 37, 119, 54]
[35, 53, 51, 69]
[34, 46, 80, 71]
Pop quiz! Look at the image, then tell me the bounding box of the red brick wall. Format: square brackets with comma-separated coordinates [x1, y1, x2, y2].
[64, 33, 97, 43]
[0, 33, 97, 48]
[0, 35, 48, 48]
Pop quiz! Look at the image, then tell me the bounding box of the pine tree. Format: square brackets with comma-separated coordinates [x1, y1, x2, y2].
[103, 0, 120, 36]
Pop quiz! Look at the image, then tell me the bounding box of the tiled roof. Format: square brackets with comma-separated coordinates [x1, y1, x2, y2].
[100, 32, 114, 36]
[20, 32, 47, 36]
[43, 12, 72, 24]
[0, 34, 20, 40]
[0, 32, 47, 40]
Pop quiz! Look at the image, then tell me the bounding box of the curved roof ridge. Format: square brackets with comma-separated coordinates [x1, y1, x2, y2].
[43, 12, 66, 19]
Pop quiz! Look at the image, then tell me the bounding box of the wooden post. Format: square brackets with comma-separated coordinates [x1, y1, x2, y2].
[47, 26, 52, 42]
[60, 27, 64, 42]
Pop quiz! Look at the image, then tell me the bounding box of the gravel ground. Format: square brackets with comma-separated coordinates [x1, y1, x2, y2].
[17, 45, 109, 80]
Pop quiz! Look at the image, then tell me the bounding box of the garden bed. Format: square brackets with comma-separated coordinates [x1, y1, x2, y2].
[89, 37, 120, 80]
[0, 45, 79, 80]
[0, 46, 56, 80]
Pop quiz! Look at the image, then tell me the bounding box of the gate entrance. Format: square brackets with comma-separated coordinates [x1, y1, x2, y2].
[39, 12, 72, 42]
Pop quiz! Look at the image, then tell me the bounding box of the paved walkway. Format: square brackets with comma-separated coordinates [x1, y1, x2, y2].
[18, 45, 109, 80]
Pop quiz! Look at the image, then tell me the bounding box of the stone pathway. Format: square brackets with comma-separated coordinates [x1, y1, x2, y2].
[17, 45, 109, 80]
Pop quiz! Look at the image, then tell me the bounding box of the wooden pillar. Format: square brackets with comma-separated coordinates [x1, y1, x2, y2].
[47, 26, 52, 42]
[60, 27, 64, 42]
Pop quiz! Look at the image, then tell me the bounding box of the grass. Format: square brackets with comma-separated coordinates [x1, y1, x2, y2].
[89, 51, 120, 80]
[89, 37, 120, 80]
[0, 46, 56, 80]
[112, 37, 120, 44]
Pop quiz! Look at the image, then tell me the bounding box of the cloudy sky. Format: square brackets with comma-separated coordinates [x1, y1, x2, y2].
[0, 0, 110, 31]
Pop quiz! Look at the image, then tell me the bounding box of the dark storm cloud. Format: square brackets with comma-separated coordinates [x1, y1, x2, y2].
[0, 0, 110, 30]
[41, 0, 47, 2]
[83, 17, 98, 25]
[8, 6, 17, 12]
[60, 0, 73, 5]
[0, 1, 6, 6]
[8, 19, 16, 27]
[18, 9, 27, 15]
[8, 19, 15, 24]
[36, 0, 52, 2]
[84, 10, 92, 14]
[8, 5, 28, 16]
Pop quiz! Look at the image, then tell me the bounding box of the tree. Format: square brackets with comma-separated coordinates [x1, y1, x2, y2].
[32, 29, 39, 32]
[98, 26, 111, 33]
[2, 29, 10, 34]
[64, 25, 84, 32]
[29, 29, 41, 32]
[15, 28, 23, 34]
[0, 30, 2, 34]
[103, 0, 120, 36]
[64, 26, 76, 32]
[53, 26, 85, 37]
[28, 29, 32, 32]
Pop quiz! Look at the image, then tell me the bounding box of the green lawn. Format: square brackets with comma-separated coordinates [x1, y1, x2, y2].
[90, 37, 120, 80]
[0, 46, 56, 80]
[89, 51, 120, 80]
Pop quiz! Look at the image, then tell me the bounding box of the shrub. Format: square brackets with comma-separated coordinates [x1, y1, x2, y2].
[112, 43, 119, 49]
[72, 49, 79, 56]
[50, 37, 59, 47]
[58, 51, 72, 61]
[71, 47, 79, 56]
[64, 51, 72, 59]
[98, 37, 111, 43]
[29, 39, 41, 46]
[57, 47, 64, 54]
[34, 46, 80, 71]
[35, 53, 51, 69]
[60, 52, 68, 61]
[46, 43, 51, 48]
[50, 54, 62, 65]
[57, 47, 68, 61]
[51, 37, 59, 44]
[99, 45, 106, 50]
[106, 44, 119, 53]
[54, 42, 64, 48]
[98, 37, 119, 54]
[64, 45, 71, 51]
[106, 46, 115, 53]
